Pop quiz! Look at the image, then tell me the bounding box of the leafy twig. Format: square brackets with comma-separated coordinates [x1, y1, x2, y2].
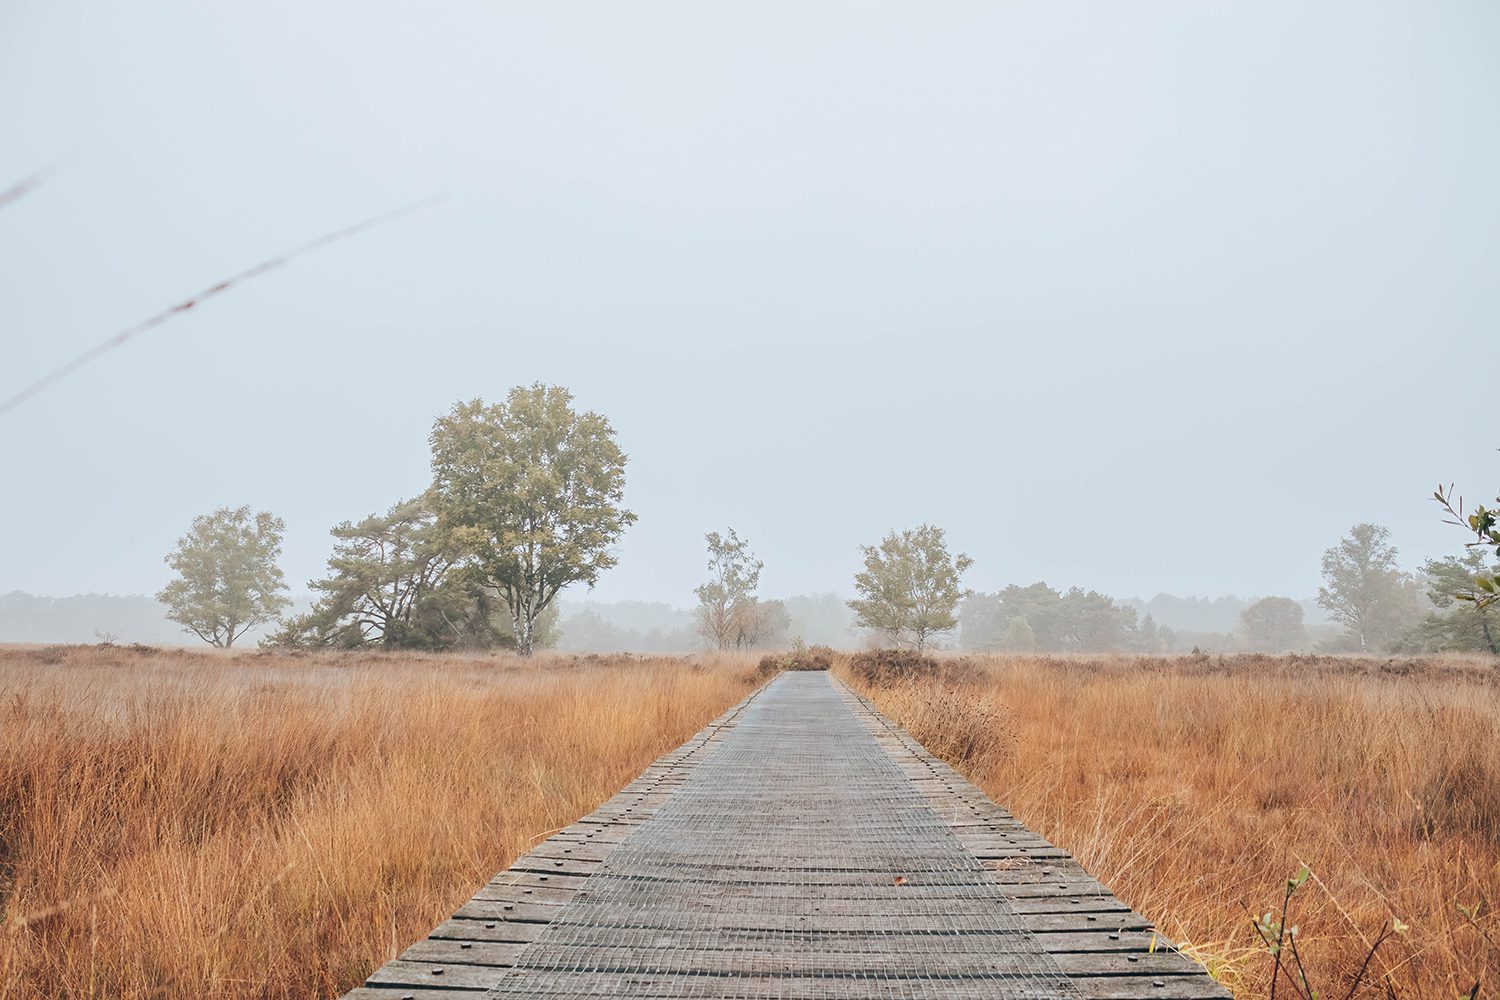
[1251, 867, 1409, 1000]
[1434, 485, 1500, 609]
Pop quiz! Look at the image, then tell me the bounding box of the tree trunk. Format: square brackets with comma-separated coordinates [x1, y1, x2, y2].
[515, 605, 534, 657]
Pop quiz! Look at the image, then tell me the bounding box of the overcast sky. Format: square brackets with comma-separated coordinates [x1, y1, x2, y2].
[2, 1, 1496, 607]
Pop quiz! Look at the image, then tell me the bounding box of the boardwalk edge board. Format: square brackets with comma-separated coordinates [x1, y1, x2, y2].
[343, 672, 1228, 1000]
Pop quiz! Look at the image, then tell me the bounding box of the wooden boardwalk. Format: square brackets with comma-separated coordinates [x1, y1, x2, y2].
[344, 671, 1228, 999]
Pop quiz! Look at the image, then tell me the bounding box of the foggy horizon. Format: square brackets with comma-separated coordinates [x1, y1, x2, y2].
[3, 2, 1496, 610]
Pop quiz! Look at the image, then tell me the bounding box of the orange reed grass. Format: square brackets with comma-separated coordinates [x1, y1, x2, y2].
[0, 644, 757, 999]
[841, 652, 1500, 999]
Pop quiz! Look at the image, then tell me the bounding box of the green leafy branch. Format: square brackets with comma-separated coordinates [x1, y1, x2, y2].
[1434, 484, 1500, 609]
[1250, 867, 1406, 1000]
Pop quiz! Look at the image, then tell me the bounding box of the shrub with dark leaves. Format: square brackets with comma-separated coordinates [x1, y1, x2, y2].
[757, 646, 835, 676]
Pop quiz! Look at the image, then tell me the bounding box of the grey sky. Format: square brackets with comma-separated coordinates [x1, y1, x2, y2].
[2, 1, 1495, 608]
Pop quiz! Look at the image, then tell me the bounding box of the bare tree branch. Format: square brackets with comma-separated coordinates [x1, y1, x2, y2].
[0, 171, 46, 212]
[0, 196, 442, 418]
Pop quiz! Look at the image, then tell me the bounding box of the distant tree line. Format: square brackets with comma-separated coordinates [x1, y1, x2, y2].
[0, 592, 190, 646]
[840, 512, 1498, 656]
[152, 413, 1497, 658]
[958, 583, 1162, 653]
[569, 513, 1496, 656]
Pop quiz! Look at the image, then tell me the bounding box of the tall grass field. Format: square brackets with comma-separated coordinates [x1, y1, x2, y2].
[0, 646, 758, 999]
[1, 645, 1496, 998]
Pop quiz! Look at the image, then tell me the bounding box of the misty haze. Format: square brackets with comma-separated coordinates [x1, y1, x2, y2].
[2, 3, 1497, 999]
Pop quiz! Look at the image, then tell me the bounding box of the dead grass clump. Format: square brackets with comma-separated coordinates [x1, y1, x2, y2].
[847, 649, 987, 688]
[0, 644, 758, 1000]
[871, 681, 1016, 771]
[757, 645, 835, 675]
[846, 648, 942, 684]
[839, 652, 1500, 998]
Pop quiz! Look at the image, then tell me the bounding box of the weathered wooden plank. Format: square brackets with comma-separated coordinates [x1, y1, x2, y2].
[1009, 895, 1136, 914]
[343, 989, 487, 999]
[990, 864, 1094, 883]
[1001, 881, 1119, 898]
[416, 926, 1178, 963]
[471, 884, 574, 905]
[400, 939, 526, 967]
[1023, 911, 1153, 933]
[483, 870, 589, 890]
[363, 959, 507, 990]
[503, 857, 602, 877]
[381, 971, 1223, 998]
[453, 900, 563, 922]
[1072, 975, 1232, 999]
[1052, 952, 1221, 977]
[1032, 929, 1173, 952]
[429, 918, 547, 944]
[396, 945, 1200, 979]
[522, 841, 614, 862]
[347, 980, 1225, 1000]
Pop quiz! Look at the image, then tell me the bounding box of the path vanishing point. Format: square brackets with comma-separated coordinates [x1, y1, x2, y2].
[344, 671, 1229, 999]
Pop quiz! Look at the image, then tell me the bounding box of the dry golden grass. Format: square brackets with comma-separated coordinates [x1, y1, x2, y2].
[839, 651, 1500, 999]
[9, 643, 1496, 1000]
[0, 644, 758, 999]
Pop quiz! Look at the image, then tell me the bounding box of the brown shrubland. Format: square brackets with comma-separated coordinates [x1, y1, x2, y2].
[0, 645, 757, 999]
[839, 651, 1500, 999]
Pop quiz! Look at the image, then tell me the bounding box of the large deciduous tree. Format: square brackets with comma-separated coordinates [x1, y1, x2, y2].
[1316, 523, 1422, 652]
[1238, 596, 1306, 652]
[429, 385, 635, 656]
[848, 525, 972, 651]
[695, 528, 781, 650]
[1055, 587, 1138, 652]
[156, 506, 290, 648]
